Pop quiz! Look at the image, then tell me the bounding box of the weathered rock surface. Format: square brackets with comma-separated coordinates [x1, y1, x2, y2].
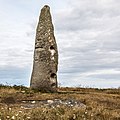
[21, 99, 86, 109]
[30, 5, 58, 92]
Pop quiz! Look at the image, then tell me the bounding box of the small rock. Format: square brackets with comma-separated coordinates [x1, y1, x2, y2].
[73, 114, 76, 119]
[16, 114, 19, 116]
[6, 116, 10, 119]
[21, 91, 25, 93]
[21, 106, 24, 109]
[85, 111, 87, 114]
[27, 117, 31, 119]
[9, 108, 12, 111]
[47, 100, 54, 104]
[57, 105, 60, 107]
[11, 116, 15, 119]
[19, 111, 22, 113]
[31, 101, 36, 104]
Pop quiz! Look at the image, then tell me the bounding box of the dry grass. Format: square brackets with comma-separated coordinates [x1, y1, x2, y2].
[0, 85, 120, 120]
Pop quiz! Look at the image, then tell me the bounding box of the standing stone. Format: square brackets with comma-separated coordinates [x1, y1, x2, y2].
[30, 5, 58, 92]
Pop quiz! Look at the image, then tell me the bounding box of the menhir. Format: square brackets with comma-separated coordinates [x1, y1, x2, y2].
[30, 5, 58, 92]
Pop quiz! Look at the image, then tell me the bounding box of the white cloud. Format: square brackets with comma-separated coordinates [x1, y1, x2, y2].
[55, 0, 120, 88]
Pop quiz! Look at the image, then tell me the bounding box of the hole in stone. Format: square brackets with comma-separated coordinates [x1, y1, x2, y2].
[50, 73, 57, 88]
[50, 46, 54, 50]
[49, 46, 56, 58]
[35, 45, 44, 49]
[51, 73, 56, 78]
[51, 83, 56, 87]
[35, 46, 39, 49]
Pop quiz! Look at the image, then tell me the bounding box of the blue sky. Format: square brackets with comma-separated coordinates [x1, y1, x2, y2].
[0, 0, 120, 88]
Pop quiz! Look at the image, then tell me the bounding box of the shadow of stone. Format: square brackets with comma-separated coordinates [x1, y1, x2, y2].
[1, 97, 16, 104]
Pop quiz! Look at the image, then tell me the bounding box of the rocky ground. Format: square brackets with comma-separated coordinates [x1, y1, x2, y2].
[0, 85, 120, 120]
[20, 99, 86, 109]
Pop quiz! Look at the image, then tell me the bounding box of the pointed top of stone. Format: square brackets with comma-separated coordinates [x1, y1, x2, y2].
[39, 5, 52, 23]
[44, 5, 50, 8]
[41, 5, 50, 12]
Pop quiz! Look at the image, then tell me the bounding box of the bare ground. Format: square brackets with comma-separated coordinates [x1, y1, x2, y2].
[0, 85, 120, 120]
